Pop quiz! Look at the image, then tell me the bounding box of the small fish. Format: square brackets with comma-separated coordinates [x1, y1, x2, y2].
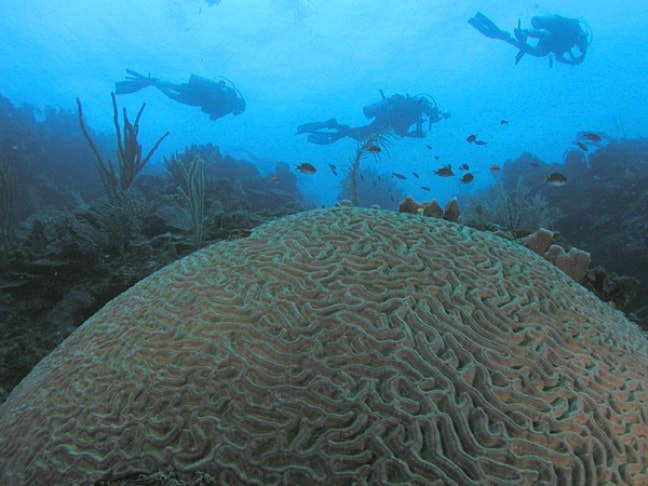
[328, 163, 338, 176]
[425, 144, 433, 150]
[474, 140, 487, 146]
[412, 172, 420, 179]
[366, 144, 381, 154]
[421, 186, 431, 191]
[459, 163, 469, 171]
[296, 162, 316, 174]
[579, 131, 602, 143]
[575, 141, 588, 151]
[267, 176, 281, 185]
[466, 134, 477, 143]
[434, 164, 454, 177]
[546, 172, 567, 187]
[489, 164, 500, 172]
[392, 172, 406, 180]
[434, 155, 440, 160]
[460, 173, 474, 184]
[529, 162, 541, 168]
[500, 119, 509, 125]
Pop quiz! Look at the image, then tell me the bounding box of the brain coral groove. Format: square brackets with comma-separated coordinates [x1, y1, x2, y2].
[0, 207, 647, 485]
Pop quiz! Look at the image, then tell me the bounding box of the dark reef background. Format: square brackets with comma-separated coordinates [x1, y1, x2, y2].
[0, 93, 647, 402]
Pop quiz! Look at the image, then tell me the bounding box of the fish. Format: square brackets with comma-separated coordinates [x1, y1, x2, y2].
[267, 176, 281, 185]
[459, 163, 469, 171]
[425, 144, 433, 150]
[392, 172, 406, 180]
[500, 119, 509, 125]
[474, 140, 487, 146]
[296, 162, 316, 174]
[412, 172, 420, 179]
[420, 186, 431, 191]
[575, 141, 588, 151]
[460, 173, 474, 184]
[529, 162, 541, 168]
[328, 163, 338, 176]
[434, 155, 440, 160]
[579, 131, 602, 143]
[466, 134, 477, 143]
[489, 164, 500, 172]
[366, 144, 381, 154]
[434, 164, 454, 177]
[546, 172, 567, 187]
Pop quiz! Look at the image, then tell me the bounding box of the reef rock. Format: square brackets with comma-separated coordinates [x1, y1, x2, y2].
[0, 207, 646, 484]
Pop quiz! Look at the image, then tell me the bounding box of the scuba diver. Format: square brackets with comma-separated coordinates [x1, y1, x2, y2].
[115, 69, 245, 120]
[296, 90, 450, 145]
[468, 12, 590, 67]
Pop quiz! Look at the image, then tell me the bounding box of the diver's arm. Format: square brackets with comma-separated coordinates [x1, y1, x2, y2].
[401, 120, 426, 138]
[554, 46, 586, 65]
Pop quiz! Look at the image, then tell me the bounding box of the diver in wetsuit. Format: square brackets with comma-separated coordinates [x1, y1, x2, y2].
[296, 90, 450, 145]
[468, 12, 590, 66]
[115, 69, 245, 120]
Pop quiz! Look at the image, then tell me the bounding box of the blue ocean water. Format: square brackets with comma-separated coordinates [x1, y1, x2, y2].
[2, 0, 646, 206]
[1, 2, 648, 482]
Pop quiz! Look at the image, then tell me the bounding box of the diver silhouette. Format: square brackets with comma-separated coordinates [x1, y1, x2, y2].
[115, 69, 245, 120]
[296, 90, 450, 145]
[468, 12, 590, 67]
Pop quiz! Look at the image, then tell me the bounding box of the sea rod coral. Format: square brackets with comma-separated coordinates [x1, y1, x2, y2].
[0, 207, 646, 484]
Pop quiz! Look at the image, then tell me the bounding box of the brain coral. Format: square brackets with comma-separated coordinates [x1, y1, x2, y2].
[0, 207, 647, 485]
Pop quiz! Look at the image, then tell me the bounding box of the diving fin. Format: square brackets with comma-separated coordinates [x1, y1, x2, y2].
[295, 118, 338, 134]
[469, 12, 522, 49]
[514, 49, 526, 65]
[307, 132, 343, 145]
[115, 80, 150, 94]
[114, 69, 158, 95]
[468, 12, 505, 40]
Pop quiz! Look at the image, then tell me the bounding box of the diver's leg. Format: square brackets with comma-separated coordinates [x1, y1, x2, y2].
[514, 30, 552, 57]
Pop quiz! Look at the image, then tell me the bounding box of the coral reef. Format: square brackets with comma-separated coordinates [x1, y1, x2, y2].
[0, 102, 305, 397]
[398, 196, 460, 222]
[342, 131, 393, 206]
[77, 94, 169, 201]
[462, 176, 556, 237]
[524, 228, 591, 282]
[462, 139, 648, 311]
[1, 207, 646, 484]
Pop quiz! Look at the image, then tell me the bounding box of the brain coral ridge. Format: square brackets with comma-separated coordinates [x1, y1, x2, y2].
[0, 207, 647, 485]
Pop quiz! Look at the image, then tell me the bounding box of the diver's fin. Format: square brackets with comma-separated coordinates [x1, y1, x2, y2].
[468, 12, 504, 39]
[469, 12, 522, 48]
[514, 49, 526, 65]
[307, 132, 343, 145]
[125, 69, 147, 79]
[295, 118, 338, 134]
[114, 80, 149, 94]
[115, 69, 158, 95]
